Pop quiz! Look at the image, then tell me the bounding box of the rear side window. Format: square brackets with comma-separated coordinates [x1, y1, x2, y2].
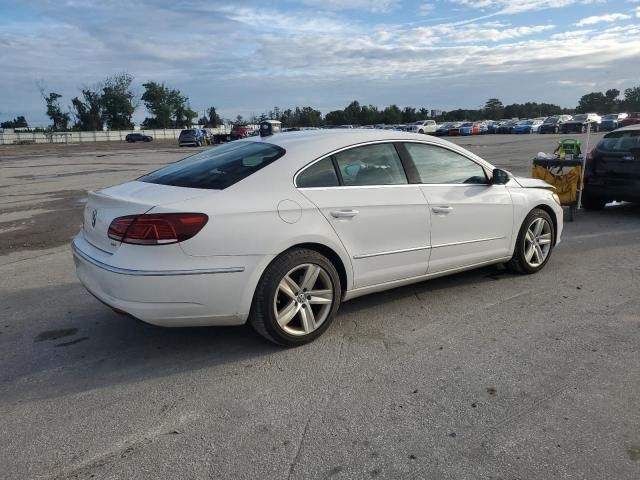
[599, 130, 640, 153]
[404, 143, 488, 184]
[139, 141, 285, 190]
[297, 157, 339, 188]
[334, 143, 408, 186]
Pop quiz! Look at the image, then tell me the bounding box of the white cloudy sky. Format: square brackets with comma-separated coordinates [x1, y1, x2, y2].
[1, 0, 639, 125]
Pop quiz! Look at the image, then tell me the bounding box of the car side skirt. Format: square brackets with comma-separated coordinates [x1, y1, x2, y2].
[342, 256, 512, 301]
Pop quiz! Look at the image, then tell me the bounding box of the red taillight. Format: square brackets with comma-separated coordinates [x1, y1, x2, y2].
[108, 213, 208, 245]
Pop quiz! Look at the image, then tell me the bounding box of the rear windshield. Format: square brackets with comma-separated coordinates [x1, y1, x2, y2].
[180, 129, 195, 135]
[598, 130, 640, 153]
[139, 141, 286, 189]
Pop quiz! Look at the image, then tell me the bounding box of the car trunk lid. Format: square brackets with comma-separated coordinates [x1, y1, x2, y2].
[82, 181, 212, 254]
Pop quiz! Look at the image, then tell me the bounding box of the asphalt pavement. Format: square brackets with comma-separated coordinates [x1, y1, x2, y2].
[1, 133, 639, 479]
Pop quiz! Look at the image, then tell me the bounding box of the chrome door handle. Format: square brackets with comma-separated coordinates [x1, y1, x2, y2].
[432, 206, 453, 214]
[330, 209, 359, 218]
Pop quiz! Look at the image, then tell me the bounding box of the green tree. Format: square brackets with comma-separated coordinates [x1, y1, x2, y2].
[382, 104, 402, 124]
[401, 106, 418, 123]
[72, 88, 103, 131]
[623, 86, 640, 111]
[141, 81, 176, 128]
[207, 107, 222, 127]
[483, 98, 504, 120]
[1, 116, 28, 128]
[102, 73, 136, 129]
[42, 91, 70, 130]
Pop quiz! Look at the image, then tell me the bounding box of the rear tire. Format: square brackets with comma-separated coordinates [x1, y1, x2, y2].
[581, 193, 606, 210]
[249, 249, 342, 346]
[505, 209, 555, 274]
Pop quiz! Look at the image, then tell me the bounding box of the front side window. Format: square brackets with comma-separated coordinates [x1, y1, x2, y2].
[404, 143, 488, 184]
[139, 141, 285, 190]
[333, 143, 408, 186]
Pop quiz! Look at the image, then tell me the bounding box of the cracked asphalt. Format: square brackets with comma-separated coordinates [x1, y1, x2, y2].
[1, 134, 639, 479]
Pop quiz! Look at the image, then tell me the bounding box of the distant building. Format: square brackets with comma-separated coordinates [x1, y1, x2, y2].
[430, 109, 443, 118]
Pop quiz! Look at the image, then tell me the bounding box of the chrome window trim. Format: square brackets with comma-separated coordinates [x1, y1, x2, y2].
[294, 139, 493, 189]
[352, 236, 506, 259]
[72, 243, 245, 276]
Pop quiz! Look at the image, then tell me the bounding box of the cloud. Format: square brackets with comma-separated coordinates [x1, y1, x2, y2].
[419, 4, 435, 15]
[1, 0, 640, 126]
[299, 0, 400, 12]
[575, 13, 632, 26]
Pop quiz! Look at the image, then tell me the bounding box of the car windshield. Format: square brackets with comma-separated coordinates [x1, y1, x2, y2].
[139, 141, 286, 190]
[603, 114, 618, 120]
[598, 130, 640, 153]
[181, 129, 196, 135]
[573, 115, 587, 121]
[544, 117, 558, 124]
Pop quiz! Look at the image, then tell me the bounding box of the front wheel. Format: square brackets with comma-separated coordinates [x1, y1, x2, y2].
[249, 249, 342, 346]
[505, 209, 555, 274]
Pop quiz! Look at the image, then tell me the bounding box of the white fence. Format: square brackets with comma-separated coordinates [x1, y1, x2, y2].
[0, 127, 231, 145]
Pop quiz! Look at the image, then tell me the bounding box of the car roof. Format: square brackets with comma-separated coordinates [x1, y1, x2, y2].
[235, 129, 493, 173]
[613, 124, 640, 132]
[227, 129, 494, 194]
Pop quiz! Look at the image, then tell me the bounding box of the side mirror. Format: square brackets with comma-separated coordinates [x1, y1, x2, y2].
[491, 168, 510, 185]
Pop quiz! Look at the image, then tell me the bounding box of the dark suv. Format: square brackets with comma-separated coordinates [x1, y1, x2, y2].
[582, 125, 640, 209]
[125, 133, 153, 142]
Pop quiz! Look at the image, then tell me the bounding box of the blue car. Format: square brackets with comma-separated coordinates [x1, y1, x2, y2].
[486, 122, 500, 134]
[459, 122, 475, 135]
[512, 120, 542, 134]
[601, 113, 627, 131]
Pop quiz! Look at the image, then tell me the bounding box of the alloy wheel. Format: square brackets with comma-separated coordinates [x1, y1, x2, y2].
[273, 263, 334, 336]
[524, 218, 552, 268]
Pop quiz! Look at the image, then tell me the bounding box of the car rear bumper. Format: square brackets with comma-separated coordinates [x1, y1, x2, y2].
[71, 235, 272, 327]
[584, 179, 640, 202]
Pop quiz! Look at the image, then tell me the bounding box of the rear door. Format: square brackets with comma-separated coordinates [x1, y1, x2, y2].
[400, 142, 513, 273]
[594, 130, 640, 181]
[297, 142, 431, 289]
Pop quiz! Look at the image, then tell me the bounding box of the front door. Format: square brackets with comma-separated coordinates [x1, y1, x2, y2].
[401, 142, 513, 273]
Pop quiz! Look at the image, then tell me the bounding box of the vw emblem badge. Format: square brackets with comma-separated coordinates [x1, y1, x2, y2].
[91, 209, 98, 227]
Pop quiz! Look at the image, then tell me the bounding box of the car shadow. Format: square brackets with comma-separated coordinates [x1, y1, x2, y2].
[0, 283, 281, 402]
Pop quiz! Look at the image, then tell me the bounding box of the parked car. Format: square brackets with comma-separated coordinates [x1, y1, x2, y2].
[513, 120, 543, 134]
[539, 115, 572, 134]
[459, 122, 481, 136]
[486, 121, 501, 134]
[125, 133, 153, 143]
[200, 129, 212, 145]
[560, 113, 601, 133]
[178, 129, 206, 147]
[72, 129, 563, 346]
[406, 120, 437, 134]
[497, 120, 518, 134]
[582, 125, 640, 209]
[619, 112, 640, 128]
[600, 113, 628, 131]
[447, 122, 466, 136]
[435, 123, 454, 136]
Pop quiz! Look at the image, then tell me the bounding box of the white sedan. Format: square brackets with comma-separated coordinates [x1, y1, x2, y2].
[72, 129, 563, 346]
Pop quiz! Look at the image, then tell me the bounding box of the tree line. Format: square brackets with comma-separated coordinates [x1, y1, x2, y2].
[4, 80, 640, 131]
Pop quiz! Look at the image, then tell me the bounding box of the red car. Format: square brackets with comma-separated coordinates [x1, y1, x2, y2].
[619, 112, 640, 127]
